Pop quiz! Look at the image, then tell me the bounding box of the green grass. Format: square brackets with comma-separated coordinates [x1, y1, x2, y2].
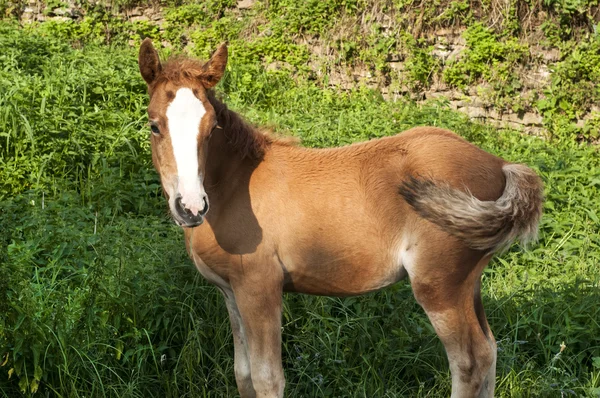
[7, 0, 600, 140]
[1, 21, 600, 397]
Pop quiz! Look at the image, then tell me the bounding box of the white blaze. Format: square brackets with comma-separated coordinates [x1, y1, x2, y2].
[166, 88, 207, 215]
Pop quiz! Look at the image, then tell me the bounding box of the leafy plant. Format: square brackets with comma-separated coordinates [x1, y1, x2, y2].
[402, 33, 439, 89]
[1, 6, 600, 397]
[443, 23, 529, 88]
[537, 35, 600, 139]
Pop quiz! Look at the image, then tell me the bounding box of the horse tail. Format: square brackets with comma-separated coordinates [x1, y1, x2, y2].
[399, 164, 544, 252]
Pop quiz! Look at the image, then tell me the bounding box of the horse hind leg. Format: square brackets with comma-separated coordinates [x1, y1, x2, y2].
[473, 275, 497, 397]
[411, 254, 496, 398]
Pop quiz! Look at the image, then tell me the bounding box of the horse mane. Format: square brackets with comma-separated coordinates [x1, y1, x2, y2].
[206, 92, 273, 161]
[157, 56, 298, 161]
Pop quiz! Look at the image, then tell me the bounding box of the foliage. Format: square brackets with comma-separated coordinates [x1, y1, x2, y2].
[441, 23, 532, 114]
[536, 35, 600, 140]
[4, 0, 600, 140]
[162, 0, 237, 45]
[0, 190, 238, 396]
[267, 0, 363, 35]
[443, 23, 528, 89]
[1, 21, 600, 397]
[541, 0, 599, 42]
[0, 24, 150, 198]
[435, 0, 473, 26]
[402, 33, 439, 89]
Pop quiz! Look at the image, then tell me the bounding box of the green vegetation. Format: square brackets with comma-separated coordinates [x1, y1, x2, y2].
[5, 0, 597, 139]
[537, 37, 600, 140]
[1, 1, 600, 396]
[443, 23, 530, 110]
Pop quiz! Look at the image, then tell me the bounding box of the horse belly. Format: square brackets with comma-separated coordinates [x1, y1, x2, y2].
[281, 246, 405, 296]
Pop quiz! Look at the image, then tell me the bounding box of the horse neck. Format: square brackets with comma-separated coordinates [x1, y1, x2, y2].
[204, 103, 266, 199]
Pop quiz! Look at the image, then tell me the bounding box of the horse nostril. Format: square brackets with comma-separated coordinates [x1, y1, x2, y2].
[174, 196, 194, 217]
[199, 196, 209, 216]
[174, 195, 207, 219]
[172, 195, 205, 227]
[175, 196, 186, 213]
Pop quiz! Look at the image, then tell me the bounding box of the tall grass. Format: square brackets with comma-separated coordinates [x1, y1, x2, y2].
[1, 22, 599, 397]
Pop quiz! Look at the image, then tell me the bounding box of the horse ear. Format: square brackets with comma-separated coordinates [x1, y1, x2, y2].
[139, 38, 162, 85]
[200, 43, 228, 88]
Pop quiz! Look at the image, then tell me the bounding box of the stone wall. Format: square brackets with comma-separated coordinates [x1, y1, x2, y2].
[16, 0, 594, 136]
[307, 29, 558, 136]
[20, 0, 163, 22]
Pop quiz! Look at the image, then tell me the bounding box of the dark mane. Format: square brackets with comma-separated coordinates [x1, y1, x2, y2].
[207, 91, 274, 161]
[157, 56, 297, 161]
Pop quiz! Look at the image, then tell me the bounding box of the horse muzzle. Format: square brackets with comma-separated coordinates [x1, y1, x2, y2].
[173, 195, 209, 227]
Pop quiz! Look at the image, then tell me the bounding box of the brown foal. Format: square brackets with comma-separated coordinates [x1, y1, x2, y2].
[138, 39, 543, 398]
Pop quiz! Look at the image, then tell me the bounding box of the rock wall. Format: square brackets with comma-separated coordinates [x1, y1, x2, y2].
[20, 0, 163, 22]
[310, 29, 557, 136]
[16, 0, 593, 136]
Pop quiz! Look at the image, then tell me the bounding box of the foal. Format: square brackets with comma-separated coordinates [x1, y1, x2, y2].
[138, 39, 543, 398]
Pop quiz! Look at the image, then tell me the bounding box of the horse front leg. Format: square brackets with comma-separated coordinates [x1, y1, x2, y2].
[232, 276, 285, 398]
[220, 288, 256, 398]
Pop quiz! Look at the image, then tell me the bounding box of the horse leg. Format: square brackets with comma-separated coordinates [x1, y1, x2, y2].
[232, 278, 285, 398]
[411, 254, 496, 398]
[473, 276, 497, 397]
[220, 288, 256, 398]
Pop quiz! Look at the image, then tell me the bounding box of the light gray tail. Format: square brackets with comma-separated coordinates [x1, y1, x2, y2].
[399, 164, 544, 252]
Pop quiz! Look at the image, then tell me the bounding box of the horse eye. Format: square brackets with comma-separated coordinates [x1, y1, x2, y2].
[150, 124, 160, 136]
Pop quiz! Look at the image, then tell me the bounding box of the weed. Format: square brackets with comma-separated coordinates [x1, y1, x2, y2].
[1, 11, 600, 398]
[537, 35, 600, 140]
